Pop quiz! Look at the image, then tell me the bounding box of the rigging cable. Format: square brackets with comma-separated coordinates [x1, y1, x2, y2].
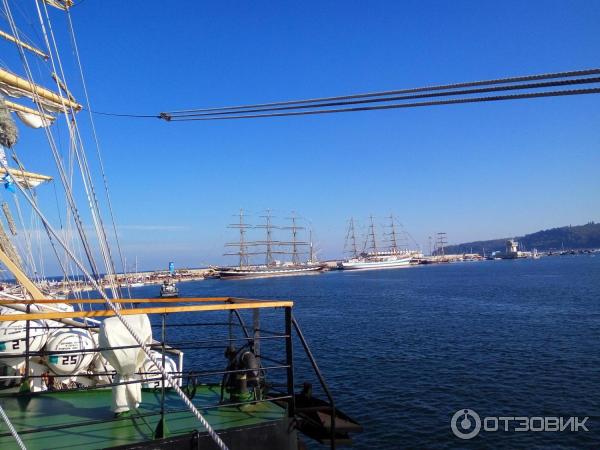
[164, 75, 600, 119]
[36, 0, 120, 298]
[84, 68, 600, 121]
[164, 87, 600, 121]
[165, 68, 600, 114]
[0, 403, 25, 450]
[66, 8, 132, 299]
[1, 0, 103, 283]
[8, 162, 229, 450]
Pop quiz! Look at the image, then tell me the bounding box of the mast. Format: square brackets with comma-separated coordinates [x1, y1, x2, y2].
[435, 232, 447, 256]
[309, 227, 314, 263]
[346, 217, 358, 257]
[264, 210, 274, 265]
[289, 212, 300, 265]
[368, 215, 378, 254]
[225, 209, 251, 268]
[256, 209, 278, 266]
[283, 211, 307, 265]
[387, 214, 398, 253]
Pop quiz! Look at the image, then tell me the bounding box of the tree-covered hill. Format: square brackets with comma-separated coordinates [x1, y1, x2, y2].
[443, 222, 600, 254]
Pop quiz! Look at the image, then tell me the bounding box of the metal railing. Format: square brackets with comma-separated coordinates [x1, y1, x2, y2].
[0, 297, 341, 448]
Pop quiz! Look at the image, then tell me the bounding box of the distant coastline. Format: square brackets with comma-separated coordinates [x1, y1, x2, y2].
[443, 222, 600, 254]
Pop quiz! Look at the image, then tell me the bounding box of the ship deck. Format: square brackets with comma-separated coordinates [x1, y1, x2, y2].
[0, 385, 287, 449]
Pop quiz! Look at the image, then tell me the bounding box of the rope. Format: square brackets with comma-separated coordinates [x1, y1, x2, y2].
[36, 0, 121, 299]
[1, 0, 103, 283]
[2, 4, 227, 447]
[10, 178, 228, 450]
[165, 75, 600, 119]
[65, 9, 131, 300]
[0, 403, 26, 449]
[165, 67, 600, 114]
[167, 87, 600, 121]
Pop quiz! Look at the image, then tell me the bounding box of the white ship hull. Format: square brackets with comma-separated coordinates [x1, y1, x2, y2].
[340, 256, 412, 271]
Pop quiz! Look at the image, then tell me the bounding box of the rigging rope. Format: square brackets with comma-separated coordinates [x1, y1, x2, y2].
[165, 68, 600, 114]
[165, 87, 600, 121]
[84, 67, 600, 121]
[1, 0, 102, 283]
[164, 75, 600, 119]
[0, 403, 26, 450]
[9, 169, 229, 450]
[36, 0, 120, 299]
[65, 9, 131, 299]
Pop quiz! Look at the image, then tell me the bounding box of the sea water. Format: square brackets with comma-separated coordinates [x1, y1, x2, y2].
[136, 255, 600, 449]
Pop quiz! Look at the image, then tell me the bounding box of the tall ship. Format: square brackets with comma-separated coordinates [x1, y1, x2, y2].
[218, 210, 325, 278]
[0, 3, 359, 450]
[340, 215, 422, 270]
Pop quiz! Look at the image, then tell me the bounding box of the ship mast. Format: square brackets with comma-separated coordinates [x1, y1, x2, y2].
[435, 232, 447, 257]
[387, 214, 398, 253]
[225, 209, 251, 268]
[290, 212, 299, 264]
[283, 211, 307, 265]
[309, 227, 314, 263]
[256, 209, 278, 266]
[346, 217, 358, 257]
[367, 215, 378, 254]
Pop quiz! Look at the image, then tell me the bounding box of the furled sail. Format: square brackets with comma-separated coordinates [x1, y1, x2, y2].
[0, 67, 81, 113]
[0, 167, 52, 188]
[4, 99, 55, 125]
[15, 111, 52, 128]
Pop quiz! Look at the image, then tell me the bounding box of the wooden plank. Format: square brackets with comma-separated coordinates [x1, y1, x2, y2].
[0, 301, 294, 321]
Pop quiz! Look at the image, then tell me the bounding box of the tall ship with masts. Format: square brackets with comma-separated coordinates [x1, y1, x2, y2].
[218, 210, 325, 278]
[340, 215, 422, 270]
[0, 3, 360, 450]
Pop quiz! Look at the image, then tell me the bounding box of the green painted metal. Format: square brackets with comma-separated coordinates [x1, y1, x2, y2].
[0, 385, 286, 449]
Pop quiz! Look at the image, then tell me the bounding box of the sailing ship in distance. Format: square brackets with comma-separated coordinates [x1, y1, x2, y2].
[217, 209, 325, 278]
[339, 214, 423, 270]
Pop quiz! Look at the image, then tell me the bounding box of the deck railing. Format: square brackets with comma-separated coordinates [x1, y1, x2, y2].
[0, 297, 341, 448]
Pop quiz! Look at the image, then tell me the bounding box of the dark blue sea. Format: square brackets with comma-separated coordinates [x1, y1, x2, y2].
[136, 255, 600, 449]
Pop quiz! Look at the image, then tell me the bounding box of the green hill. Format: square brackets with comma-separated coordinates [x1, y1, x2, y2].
[443, 222, 600, 254]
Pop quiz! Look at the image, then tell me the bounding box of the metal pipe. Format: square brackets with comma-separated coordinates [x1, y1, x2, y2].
[160, 314, 166, 429]
[292, 315, 336, 450]
[285, 307, 295, 419]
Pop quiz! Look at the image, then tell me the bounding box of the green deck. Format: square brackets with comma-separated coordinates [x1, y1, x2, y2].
[0, 386, 286, 449]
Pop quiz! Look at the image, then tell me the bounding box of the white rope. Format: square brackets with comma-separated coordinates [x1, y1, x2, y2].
[1, 0, 102, 282]
[9, 174, 229, 450]
[0, 403, 26, 450]
[36, 0, 120, 299]
[65, 9, 132, 300]
[2, 4, 228, 448]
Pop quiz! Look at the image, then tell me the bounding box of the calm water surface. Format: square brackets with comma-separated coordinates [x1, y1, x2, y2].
[140, 256, 600, 449]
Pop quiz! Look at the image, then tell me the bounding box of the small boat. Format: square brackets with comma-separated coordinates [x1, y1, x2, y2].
[160, 280, 178, 297]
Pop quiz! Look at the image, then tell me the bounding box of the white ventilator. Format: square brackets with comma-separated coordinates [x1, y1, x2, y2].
[0, 305, 48, 368]
[45, 328, 95, 375]
[99, 314, 152, 413]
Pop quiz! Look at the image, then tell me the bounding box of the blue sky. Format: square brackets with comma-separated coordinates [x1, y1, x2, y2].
[4, 0, 600, 272]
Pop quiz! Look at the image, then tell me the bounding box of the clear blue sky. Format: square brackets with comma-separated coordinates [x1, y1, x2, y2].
[6, 0, 600, 271]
